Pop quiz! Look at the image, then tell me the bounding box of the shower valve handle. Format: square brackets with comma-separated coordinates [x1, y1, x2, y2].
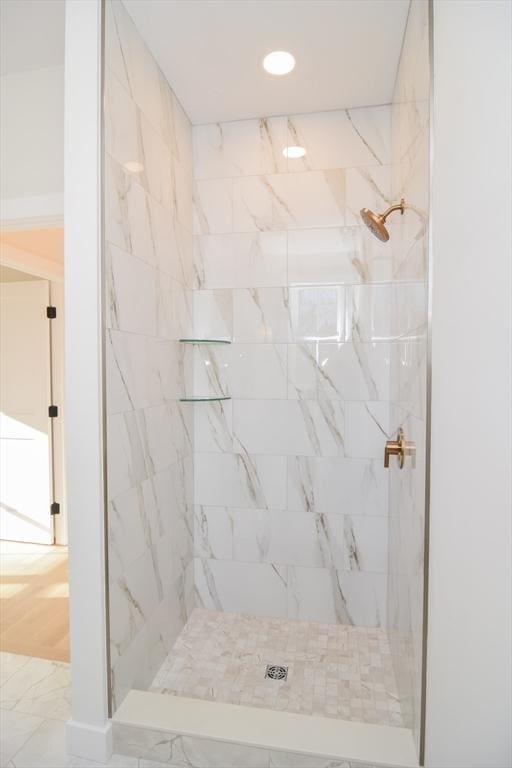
[384, 428, 416, 469]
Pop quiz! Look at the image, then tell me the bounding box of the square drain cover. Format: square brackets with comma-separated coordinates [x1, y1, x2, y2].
[265, 664, 288, 681]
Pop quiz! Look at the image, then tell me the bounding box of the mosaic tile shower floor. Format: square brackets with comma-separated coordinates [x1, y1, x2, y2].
[150, 609, 403, 728]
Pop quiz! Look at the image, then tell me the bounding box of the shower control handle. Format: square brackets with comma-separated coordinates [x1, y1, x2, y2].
[384, 428, 416, 469]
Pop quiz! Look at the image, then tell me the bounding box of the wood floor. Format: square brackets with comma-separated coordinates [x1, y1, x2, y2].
[0, 541, 69, 662]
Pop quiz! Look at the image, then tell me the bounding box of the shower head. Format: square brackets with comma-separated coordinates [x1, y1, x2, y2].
[360, 198, 406, 242]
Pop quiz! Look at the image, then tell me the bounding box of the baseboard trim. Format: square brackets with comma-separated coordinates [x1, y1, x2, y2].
[66, 719, 113, 763]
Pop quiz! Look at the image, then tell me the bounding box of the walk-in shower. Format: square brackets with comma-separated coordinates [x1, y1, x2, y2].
[103, 0, 431, 764]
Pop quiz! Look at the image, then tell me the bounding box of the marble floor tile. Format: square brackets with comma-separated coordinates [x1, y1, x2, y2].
[0, 656, 71, 721]
[150, 609, 403, 728]
[0, 709, 43, 766]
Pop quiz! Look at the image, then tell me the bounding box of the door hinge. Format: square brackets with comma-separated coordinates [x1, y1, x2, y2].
[50, 502, 60, 516]
[46, 306, 57, 319]
[48, 405, 58, 417]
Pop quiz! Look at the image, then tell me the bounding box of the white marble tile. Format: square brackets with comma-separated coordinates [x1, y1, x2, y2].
[107, 411, 148, 499]
[288, 342, 391, 401]
[191, 345, 230, 399]
[233, 399, 345, 458]
[193, 400, 233, 453]
[108, 0, 164, 136]
[287, 227, 363, 286]
[195, 558, 287, 618]
[193, 506, 233, 560]
[349, 283, 427, 343]
[344, 401, 398, 460]
[106, 243, 157, 336]
[287, 567, 387, 627]
[156, 274, 193, 341]
[286, 106, 391, 171]
[105, 69, 142, 173]
[107, 331, 162, 414]
[0, 657, 70, 720]
[192, 289, 233, 340]
[109, 485, 153, 581]
[343, 516, 388, 574]
[194, 117, 288, 178]
[194, 452, 287, 510]
[233, 288, 291, 343]
[0, 709, 43, 766]
[193, 179, 233, 234]
[227, 344, 287, 399]
[114, 723, 270, 767]
[233, 232, 287, 288]
[0, 652, 31, 686]
[193, 235, 235, 289]
[233, 171, 345, 232]
[232, 509, 343, 569]
[289, 286, 346, 342]
[287, 456, 388, 517]
[346, 165, 392, 226]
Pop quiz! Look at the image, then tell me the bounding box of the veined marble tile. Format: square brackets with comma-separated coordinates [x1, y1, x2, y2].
[286, 106, 391, 171]
[194, 451, 287, 510]
[289, 286, 346, 343]
[233, 288, 291, 343]
[156, 273, 193, 340]
[109, 549, 162, 662]
[232, 509, 343, 569]
[107, 331, 161, 414]
[195, 558, 287, 618]
[193, 399, 233, 453]
[288, 227, 362, 286]
[193, 117, 288, 178]
[233, 399, 345, 458]
[136, 402, 192, 472]
[105, 68, 142, 174]
[109, 484, 153, 582]
[107, 411, 148, 499]
[343, 516, 388, 574]
[345, 401, 407, 460]
[233, 171, 345, 232]
[0, 657, 70, 721]
[0, 709, 43, 767]
[193, 506, 233, 560]
[0, 652, 31, 686]
[107, 0, 164, 136]
[192, 289, 233, 340]
[106, 243, 157, 336]
[193, 179, 233, 234]
[346, 165, 392, 226]
[114, 723, 270, 767]
[193, 227, 293, 291]
[288, 342, 391, 401]
[349, 283, 427, 343]
[287, 567, 387, 627]
[192, 345, 230, 399]
[227, 343, 287, 399]
[287, 456, 388, 517]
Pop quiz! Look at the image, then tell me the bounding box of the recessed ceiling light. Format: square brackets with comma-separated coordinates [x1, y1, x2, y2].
[283, 146, 306, 159]
[263, 51, 295, 76]
[123, 161, 144, 173]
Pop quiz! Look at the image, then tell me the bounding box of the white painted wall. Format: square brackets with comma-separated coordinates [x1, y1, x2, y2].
[426, 2, 512, 766]
[64, 0, 111, 761]
[0, 65, 64, 221]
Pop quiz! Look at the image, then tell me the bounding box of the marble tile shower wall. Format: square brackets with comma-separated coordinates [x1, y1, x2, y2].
[104, 0, 195, 709]
[191, 107, 426, 626]
[388, 0, 430, 749]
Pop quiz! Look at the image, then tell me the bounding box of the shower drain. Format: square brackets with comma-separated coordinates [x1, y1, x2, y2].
[265, 665, 288, 681]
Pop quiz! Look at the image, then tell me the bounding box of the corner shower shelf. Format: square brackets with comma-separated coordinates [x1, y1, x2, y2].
[179, 338, 231, 345]
[179, 395, 231, 403]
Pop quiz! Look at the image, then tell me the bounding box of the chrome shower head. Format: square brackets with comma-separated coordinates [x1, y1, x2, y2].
[360, 198, 406, 242]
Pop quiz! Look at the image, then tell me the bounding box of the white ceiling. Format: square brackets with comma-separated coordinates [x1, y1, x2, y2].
[0, 0, 64, 76]
[123, 0, 410, 125]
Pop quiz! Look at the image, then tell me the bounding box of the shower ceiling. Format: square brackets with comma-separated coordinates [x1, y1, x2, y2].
[121, 0, 410, 124]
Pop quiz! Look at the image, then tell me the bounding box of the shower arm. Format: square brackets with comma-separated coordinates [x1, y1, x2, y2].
[380, 199, 406, 222]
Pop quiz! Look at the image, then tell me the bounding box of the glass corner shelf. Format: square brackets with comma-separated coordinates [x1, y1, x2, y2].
[179, 338, 231, 345]
[179, 396, 231, 403]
